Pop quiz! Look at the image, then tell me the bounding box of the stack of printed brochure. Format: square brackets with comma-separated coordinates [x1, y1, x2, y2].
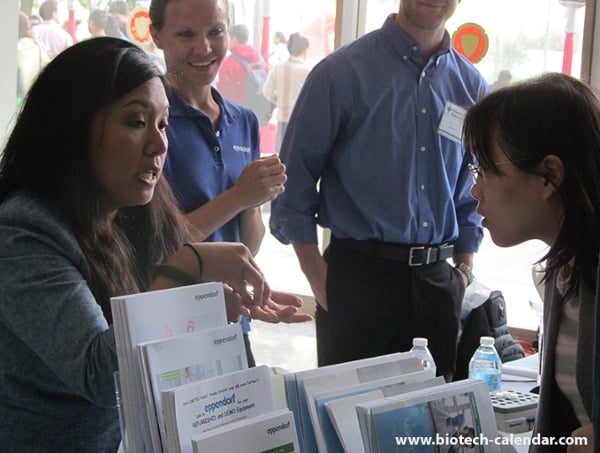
[357, 379, 498, 452]
[138, 322, 248, 451]
[190, 408, 299, 452]
[283, 352, 499, 453]
[111, 282, 299, 453]
[112, 282, 498, 452]
[162, 364, 286, 453]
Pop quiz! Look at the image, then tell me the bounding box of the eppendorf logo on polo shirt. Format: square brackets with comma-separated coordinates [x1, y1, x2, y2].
[232, 144, 251, 153]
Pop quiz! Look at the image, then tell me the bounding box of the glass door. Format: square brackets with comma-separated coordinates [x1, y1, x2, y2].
[363, 0, 587, 84]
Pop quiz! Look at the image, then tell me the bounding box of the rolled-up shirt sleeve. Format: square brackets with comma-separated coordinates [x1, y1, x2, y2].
[270, 58, 346, 245]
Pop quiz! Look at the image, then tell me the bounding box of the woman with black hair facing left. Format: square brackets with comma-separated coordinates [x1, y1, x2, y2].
[0, 37, 300, 451]
[464, 72, 600, 452]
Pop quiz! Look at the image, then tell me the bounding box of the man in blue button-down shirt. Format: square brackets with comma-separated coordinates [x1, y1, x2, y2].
[270, 0, 487, 379]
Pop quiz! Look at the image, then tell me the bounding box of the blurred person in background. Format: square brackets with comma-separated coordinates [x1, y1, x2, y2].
[29, 14, 42, 27]
[17, 11, 50, 100]
[88, 9, 122, 39]
[268, 31, 289, 67]
[108, 0, 130, 40]
[88, 9, 108, 37]
[217, 23, 266, 105]
[489, 69, 512, 91]
[32, 0, 73, 59]
[263, 32, 311, 153]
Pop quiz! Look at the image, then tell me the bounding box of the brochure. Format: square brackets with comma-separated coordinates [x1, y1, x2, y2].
[191, 408, 300, 453]
[138, 323, 247, 451]
[161, 365, 275, 453]
[356, 379, 498, 453]
[321, 373, 444, 453]
[283, 352, 422, 453]
[110, 282, 227, 452]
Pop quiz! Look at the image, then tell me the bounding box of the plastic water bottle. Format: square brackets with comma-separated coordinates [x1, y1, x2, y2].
[410, 337, 437, 376]
[468, 336, 502, 391]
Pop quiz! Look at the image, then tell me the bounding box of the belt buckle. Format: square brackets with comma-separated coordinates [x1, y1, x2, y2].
[408, 246, 430, 266]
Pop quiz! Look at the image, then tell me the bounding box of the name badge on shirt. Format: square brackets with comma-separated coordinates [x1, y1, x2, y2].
[438, 101, 467, 144]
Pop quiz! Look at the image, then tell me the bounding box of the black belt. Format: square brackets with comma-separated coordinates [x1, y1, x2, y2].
[331, 237, 454, 266]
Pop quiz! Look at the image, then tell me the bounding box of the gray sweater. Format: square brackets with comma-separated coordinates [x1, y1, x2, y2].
[0, 192, 120, 452]
[531, 268, 594, 452]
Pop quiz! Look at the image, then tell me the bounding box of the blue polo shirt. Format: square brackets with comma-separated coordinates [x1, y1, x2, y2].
[164, 89, 260, 334]
[270, 14, 487, 253]
[164, 88, 260, 243]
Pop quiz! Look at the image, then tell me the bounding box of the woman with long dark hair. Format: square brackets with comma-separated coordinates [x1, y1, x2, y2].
[0, 37, 286, 451]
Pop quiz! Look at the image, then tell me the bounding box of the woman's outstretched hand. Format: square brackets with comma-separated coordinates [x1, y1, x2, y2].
[153, 242, 313, 324]
[224, 287, 313, 324]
